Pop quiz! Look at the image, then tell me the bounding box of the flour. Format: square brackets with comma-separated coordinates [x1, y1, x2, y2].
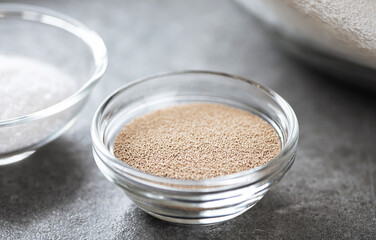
[284, 0, 376, 56]
[238, 0, 376, 64]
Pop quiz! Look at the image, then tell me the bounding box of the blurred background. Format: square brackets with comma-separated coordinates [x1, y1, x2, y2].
[0, 0, 375, 239]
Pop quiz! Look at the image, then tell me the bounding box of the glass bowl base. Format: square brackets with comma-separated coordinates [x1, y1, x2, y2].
[0, 150, 36, 166]
[142, 204, 257, 225]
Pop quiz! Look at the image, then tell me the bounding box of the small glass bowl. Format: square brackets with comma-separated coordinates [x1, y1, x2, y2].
[0, 4, 107, 165]
[91, 71, 299, 225]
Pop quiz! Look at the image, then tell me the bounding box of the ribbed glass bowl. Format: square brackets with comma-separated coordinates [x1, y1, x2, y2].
[0, 4, 107, 165]
[91, 71, 299, 225]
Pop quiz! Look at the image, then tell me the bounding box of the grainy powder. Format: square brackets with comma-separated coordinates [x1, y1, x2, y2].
[0, 56, 76, 120]
[114, 103, 281, 180]
[0, 55, 77, 153]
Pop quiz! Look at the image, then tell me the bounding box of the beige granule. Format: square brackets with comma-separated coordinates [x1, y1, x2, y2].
[113, 103, 281, 180]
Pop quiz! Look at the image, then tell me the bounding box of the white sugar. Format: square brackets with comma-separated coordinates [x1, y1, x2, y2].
[0, 56, 77, 153]
[0, 56, 77, 120]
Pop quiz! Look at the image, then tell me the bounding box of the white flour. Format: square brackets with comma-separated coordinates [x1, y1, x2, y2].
[0, 56, 77, 153]
[284, 0, 376, 56]
[238, 0, 376, 64]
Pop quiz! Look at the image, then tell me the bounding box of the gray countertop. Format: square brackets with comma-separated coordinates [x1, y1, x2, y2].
[0, 0, 375, 239]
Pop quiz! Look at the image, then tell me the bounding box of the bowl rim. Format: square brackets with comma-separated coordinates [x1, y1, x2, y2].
[91, 70, 299, 187]
[0, 3, 108, 127]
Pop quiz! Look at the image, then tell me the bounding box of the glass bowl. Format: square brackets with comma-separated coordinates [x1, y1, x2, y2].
[235, 0, 376, 89]
[0, 4, 107, 165]
[91, 71, 299, 225]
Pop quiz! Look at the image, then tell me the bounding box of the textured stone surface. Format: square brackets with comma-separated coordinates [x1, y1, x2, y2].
[0, 0, 375, 239]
